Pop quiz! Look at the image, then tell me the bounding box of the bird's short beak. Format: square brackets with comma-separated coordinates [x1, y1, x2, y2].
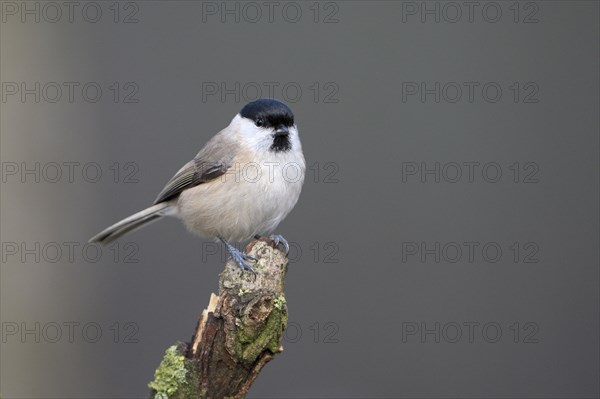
[273, 126, 290, 137]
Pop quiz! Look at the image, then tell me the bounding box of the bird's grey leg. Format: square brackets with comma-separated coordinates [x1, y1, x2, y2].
[269, 234, 290, 255]
[219, 237, 257, 273]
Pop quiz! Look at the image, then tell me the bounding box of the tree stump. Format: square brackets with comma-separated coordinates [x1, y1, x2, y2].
[148, 238, 289, 399]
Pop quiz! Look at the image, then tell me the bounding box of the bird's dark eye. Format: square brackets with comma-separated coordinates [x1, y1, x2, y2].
[255, 118, 265, 127]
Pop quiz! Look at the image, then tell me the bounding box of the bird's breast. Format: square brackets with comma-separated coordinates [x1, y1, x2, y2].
[177, 149, 305, 242]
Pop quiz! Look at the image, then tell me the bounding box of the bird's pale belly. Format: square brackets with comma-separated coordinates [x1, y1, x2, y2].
[176, 158, 305, 242]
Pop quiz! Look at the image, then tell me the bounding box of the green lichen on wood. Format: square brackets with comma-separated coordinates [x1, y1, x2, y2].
[219, 240, 289, 366]
[178, 362, 202, 399]
[149, 343, 203, 399]
[235, 300, 288, 364]
[273, 295, 286, 310]
[148, 344, 189, 399]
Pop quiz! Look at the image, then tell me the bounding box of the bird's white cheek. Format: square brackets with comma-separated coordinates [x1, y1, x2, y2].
[238, 128, 273, 153]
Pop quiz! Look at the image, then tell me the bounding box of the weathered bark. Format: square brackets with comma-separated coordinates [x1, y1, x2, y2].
[148, 238, 289, 399]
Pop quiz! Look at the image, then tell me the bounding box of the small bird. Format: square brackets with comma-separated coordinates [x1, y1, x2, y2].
[90, 99, 305, 272]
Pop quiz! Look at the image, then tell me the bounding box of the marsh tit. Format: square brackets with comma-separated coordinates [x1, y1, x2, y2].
[90, 99, 305, 272]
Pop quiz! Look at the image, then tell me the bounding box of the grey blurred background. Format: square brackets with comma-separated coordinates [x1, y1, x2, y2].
[1, 1, 598, 398]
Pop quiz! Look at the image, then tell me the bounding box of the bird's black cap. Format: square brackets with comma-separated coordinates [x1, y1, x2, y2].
[240, 99, 294, 129]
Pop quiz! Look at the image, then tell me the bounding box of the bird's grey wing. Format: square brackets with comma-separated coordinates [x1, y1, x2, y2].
[153, 155, 231, 205]
[153, 129, 238, 204]
[154, 160, 229, 204]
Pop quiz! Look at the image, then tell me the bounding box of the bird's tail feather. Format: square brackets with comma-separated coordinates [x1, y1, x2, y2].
[89, 202, 172, 245]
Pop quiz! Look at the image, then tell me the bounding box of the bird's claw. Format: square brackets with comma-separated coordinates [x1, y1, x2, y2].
[220, 237, 257, 274]
[269, 234, 290, 255]
[231, 250, 257, 274]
